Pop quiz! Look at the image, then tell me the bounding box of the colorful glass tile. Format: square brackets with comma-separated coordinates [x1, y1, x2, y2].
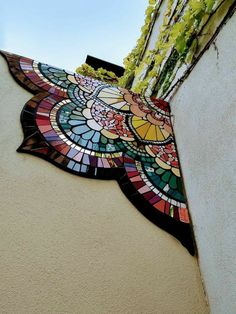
[1, 51, 195, 255]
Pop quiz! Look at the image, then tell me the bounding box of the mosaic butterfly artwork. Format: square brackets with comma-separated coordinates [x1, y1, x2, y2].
[1, 51, 195, 255]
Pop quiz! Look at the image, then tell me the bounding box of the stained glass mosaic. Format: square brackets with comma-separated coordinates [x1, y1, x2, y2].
[1, 51, 195, 255]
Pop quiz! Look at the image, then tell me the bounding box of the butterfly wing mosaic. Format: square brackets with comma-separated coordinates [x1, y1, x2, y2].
[1, 51, 195, 255]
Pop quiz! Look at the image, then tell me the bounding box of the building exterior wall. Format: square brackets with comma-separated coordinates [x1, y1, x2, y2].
[171, 13, 236, 314]
[0, 57, 208, 312]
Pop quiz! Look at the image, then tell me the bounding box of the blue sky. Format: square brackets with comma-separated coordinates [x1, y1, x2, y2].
[1, 0, 148, 71]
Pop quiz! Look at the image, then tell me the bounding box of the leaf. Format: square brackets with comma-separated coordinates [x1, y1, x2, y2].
[175, 35, 187, 54]
[204, 0, 215, 12]
[145, 6, 154, 17]
[183, 9, 194, 27]
[189, 0, 205, 16]
[171, 22, 186, 39]
[185, 38, 198, 63]
[149, 0, 156, 5]
[154, 54, 164, 64]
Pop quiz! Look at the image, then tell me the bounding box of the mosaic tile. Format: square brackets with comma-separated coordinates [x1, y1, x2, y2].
[1, 51, 195, 255]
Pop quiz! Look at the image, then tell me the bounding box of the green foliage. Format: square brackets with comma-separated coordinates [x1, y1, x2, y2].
[119, 0, 220, 96]
[118, 0, 159, 88]
[76, 63, 119, 84]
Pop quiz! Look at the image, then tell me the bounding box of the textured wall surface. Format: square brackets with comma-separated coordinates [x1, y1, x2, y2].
[0, 55, 208, 313]
[171, 14, 236, 314]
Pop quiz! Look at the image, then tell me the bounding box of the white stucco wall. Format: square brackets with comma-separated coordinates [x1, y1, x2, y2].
[0, 56, 208, 313]
[171, 13, 236, 314]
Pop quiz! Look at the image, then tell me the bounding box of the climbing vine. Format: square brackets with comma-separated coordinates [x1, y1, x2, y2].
[118, 0, 228, 97]
[118, 0, 162, 88]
